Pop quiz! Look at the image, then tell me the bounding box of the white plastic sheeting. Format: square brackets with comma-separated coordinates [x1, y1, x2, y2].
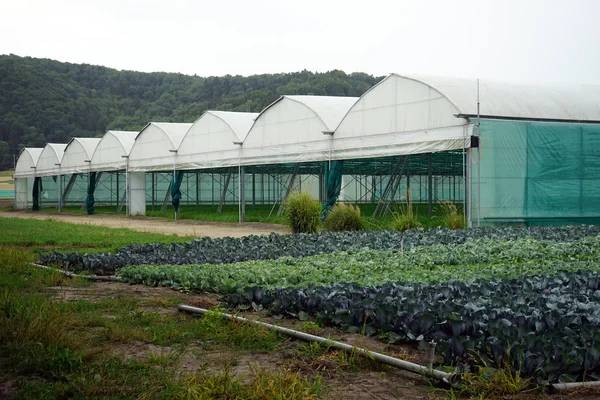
[241, 95, 358, 166]
[35, 143, 67, 177]
[128, 123, 192, 172]
[177, 111, 258, 170]
[15, 73, 600, 179]
[400, 74, 600, 121]
[90, 130, 138, 172]
[61, 138, 101, 174]
[334, 74, 472, 160]
[14, 148, 43, 177]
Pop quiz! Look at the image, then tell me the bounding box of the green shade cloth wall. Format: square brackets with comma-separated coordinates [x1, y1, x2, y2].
[171, 170, 185, 212]
[321, 160, 344, 218]
[32, 177, 41, 211]
[473, 119, 600, 224]
[86, 172, 97, 215]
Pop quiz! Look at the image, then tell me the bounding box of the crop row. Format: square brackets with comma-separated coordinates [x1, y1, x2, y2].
[118, 236, 600, 293]
[40, 225, 600, 275]
[228, 271, 600, 384]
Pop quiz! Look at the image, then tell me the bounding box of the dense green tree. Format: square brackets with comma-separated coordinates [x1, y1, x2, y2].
[0, 54, 383, 170]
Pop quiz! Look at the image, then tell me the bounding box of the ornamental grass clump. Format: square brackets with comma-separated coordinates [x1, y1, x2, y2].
[324, 203, 365, 232]
[284, 192, 321, 234]
[390, 189, 422, 231]
[436, 200, 465, 230]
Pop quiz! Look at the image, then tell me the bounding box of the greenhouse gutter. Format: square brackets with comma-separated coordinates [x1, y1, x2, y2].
[456, 113, 600, 124]
[178, 304, 460, 387]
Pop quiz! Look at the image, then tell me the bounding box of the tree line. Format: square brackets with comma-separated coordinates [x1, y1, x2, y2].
[0, 54, 382, 170]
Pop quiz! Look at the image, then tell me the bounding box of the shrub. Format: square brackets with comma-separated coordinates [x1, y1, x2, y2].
[283, 192, 321, 234]
[324, 203, 365, 232]
[390, 189, 422, 231]
[436, 201, 465, 230]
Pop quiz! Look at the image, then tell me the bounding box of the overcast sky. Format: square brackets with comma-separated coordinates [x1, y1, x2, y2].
[1, 0, 599, 84]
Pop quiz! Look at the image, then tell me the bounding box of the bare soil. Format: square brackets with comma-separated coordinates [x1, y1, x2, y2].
[0, 210, 288, 238]
[39, 280, 600, 400]
[45, 280, 438, 399]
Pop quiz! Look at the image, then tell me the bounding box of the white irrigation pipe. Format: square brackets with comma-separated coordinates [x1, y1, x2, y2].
[30, 263, 119, 281]
[178, 304, 460, 387]
[551, 381, 600, 392]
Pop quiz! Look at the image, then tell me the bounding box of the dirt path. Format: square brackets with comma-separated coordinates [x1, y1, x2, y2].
[0, 210, 288, 238]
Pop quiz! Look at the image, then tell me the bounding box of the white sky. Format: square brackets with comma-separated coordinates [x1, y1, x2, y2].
[1, 0, 599, 84]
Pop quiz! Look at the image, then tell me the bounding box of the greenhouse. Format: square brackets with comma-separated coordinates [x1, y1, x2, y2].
[12, 73, 600, 226]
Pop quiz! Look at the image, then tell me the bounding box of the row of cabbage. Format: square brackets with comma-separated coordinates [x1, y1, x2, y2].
[41, 225, 600, 275]
[117, 233, 600, 384]
[118, 236, 600, 293]
[227, 272, 600, 385]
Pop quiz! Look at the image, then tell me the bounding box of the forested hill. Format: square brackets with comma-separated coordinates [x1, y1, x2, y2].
[0, 54, 382, 170]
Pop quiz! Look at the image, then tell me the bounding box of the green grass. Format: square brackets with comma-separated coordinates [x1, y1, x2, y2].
[0, 169, 14, 177]
[57, 201, 460, 231]
[0, 237, 320, 398]
[0, 216, 194, 253]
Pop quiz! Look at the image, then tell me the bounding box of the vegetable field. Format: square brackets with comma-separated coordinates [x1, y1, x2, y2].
[41, 225, 600, 385]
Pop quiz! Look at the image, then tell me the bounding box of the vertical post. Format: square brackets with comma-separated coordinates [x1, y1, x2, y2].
[129, 171, 146, 216]
[196, 170, 199, 207]
[252, 170, 256, 211]
[116, 171, 119, 209]
[233, 141, 243, 223]
[240, 166, 246, 223]
[476, 78, 481, 227]
[151, 173, 155, 211]
[170, 150, 178, 220]
[56, 166, 62, 212]
[14, 177, 28, 209]
[427, 153, 433, 216]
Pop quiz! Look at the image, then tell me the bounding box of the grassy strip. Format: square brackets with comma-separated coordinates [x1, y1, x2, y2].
[0, 216, 194, 254]
[0, 243, 322, 399]
[57, 202, 453, 230]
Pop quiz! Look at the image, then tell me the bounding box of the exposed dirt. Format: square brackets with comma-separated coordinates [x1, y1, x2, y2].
[0, 210, 288, 238]
[44, 279, 438, 399]
[0, 377, 18, 400]
[40, 279, 600, 400]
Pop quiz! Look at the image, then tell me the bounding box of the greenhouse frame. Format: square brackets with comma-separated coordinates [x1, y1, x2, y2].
[12, 73, 600, 226]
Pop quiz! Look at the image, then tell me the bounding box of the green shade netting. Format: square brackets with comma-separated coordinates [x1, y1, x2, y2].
[86, 172, 97, 215]
[32, 177, 41, 211]
[171, 170, 185, 212]
[321, 160, 343, 218]
[474, 119, 600, 224]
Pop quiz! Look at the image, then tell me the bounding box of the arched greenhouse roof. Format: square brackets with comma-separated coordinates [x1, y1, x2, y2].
[241, 95, 358, 166]
[397, 73, 600, 122]
[333, 74, 471, 160]
[90, 130, 138, 172]
[35, 143, 68, 177]
[129, 122, 192, 171]
[177, 111, 258, 170]
[14, 148, 43, 178]
[61, 138, 101, 174]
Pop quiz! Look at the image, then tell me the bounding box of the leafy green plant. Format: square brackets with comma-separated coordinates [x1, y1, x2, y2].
[324, 203, 365, 232]
[390, 189, 422, 231]
[120, 236, 600, 294]
[435, 201, 465, 230]
[42, 224, 600, 274]
[283, 192, 321, 234]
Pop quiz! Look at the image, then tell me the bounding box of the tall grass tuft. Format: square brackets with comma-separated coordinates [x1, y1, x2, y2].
[283, 192, 321, 234]
[390, 189, 422, 231]
[324, 203, 365, 232]
[436, 200, 465, 229]
[0, 246, 91, 378]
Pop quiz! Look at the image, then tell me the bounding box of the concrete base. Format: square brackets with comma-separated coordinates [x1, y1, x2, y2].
[14, 177, 28, 209]
[128, 172, 146, 216]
